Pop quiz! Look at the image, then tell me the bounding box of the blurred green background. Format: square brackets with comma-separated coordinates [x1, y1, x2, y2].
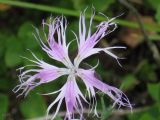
[0, 0, 160, 120]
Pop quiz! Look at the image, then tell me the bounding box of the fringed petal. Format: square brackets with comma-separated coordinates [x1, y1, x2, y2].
[13, 57, 68, 97]
[46, 75, 87, 120]
[74, 10, 120, 67]
[78, 69, 132, 114]
[34, 17, 73, 68]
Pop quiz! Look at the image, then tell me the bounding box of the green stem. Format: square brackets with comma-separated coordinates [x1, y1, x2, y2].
[0, 0, 79, 16]
[0, 0, 160, 33]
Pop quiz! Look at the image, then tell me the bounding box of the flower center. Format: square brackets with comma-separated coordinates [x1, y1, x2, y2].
[69, 67, 77, 76]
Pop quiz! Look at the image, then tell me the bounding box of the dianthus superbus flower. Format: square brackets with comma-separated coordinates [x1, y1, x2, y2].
[13, 10, 132, 120]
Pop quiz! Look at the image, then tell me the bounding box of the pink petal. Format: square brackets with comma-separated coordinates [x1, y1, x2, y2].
[13, 59, 68, 97]
[46, 75, 87, 120]
[74, 11, 119, 67]
[35, 17, 73, 68]
[78, 69, 132, 109]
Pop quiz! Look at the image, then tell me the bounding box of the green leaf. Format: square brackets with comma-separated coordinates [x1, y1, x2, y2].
[5, 50, 22, 67]
[139, 113, 153, 120]
[0, 79, 10, 90]
[0, 33, 6, 57]
[55, 116, 63, 120]
[155, 5, 160, 23]
[146, 0, 160, 10]
[18, 22, 38, 49]
[137, 61, 157, 82]
[90, 0, 115, 11]
[67, 21, 78, 39]
[66, 21, 79, 52]
[120, 74, 137, 90]
[71, 0, 86, 10]
[35, 76, 66, 94]
[71, 0, 115, 11]
[22, 50, 43, 66]
[0, 94, 9, 120]
[128, 105, 159, 120]
[5, 36, 23, 67]
[20, 92, 47, 118]
[101, 106, 112, 120]
[147, 83, 160, 102]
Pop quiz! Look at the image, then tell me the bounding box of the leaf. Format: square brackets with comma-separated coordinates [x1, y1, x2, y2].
[18, 22, 38, 49]
[139, 113, 153, 120]
[71, 0, 86, 10]
[90, 0, 115, 11]
[5, 50, 22, 67]
[128, 105, 159, 120]
[149, 0, 160, 23]
[71, 0, 115, 11]
[146, 0, 160, 10]
[0, 79, 10, 90]
[55, 116, 63, 120]
[0, 61, 7, 75]
[66, 21, 79, 52]
[35, 76, 66, 94]
[22, 50, 44, 66]
[155, 5, 160, 23]
[101, 106, 112, 120]
[147, 83, 160, 102]
[0, 94, 9, 120]
[0, 33, 6, 57]
[137, 61, 157, 82]
[5, 36, 23, 67]
[120, 74, 137, 90]
[20, 92, 47, 118]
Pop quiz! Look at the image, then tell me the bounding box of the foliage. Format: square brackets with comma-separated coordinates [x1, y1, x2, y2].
[0, 0, 160, 120]
[19, 92, 47, 118]
[0, 94, 9, 120]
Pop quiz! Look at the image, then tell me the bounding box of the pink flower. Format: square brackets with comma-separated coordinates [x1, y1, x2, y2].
[13, 11, 132, 120]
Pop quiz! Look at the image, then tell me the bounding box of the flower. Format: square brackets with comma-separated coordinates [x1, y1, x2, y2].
[13, 10, 132, 120]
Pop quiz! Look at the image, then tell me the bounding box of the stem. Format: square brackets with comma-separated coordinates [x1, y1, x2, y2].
[0, 0, 160, 32]
[0, 0, 79, 16]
